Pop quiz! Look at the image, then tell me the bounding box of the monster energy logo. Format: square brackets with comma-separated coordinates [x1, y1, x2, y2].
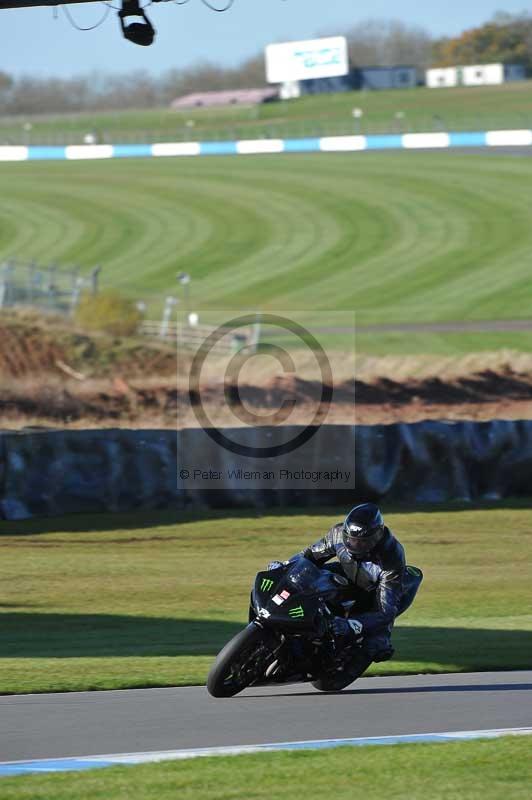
[289, 605, 305, 619]
[261, 578, 274, 592]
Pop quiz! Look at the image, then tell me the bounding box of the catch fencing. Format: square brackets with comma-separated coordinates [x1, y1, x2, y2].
[0, 261, 260, 352]
[0, 258, 101, 315]
[4, 113, 532, 148]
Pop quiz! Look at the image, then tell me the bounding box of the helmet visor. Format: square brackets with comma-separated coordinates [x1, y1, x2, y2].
[343, 528, 383, 556]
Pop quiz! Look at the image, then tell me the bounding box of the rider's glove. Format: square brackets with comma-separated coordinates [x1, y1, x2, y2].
[331, 616, 364, 642]
[267, 560, 286, 571]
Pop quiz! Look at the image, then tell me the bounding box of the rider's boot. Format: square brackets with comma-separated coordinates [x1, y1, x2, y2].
[364, 624, 394, 662]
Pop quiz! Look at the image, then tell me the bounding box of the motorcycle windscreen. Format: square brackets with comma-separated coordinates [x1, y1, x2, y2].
[252, 557, 321, 607]
[285, 557, 322, 593]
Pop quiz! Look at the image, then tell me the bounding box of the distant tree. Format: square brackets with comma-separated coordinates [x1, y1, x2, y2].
[93, 71, 160, 110]
[161, 54, 267, 102]
[0, 71, 13, 112]
[235, 54, 267, 88]
[432, 12, 532, 73]
[0, 71, 12, 92]
[343, 19, 434, 71]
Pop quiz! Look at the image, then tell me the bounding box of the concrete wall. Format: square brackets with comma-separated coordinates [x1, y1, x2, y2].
[1, 421, 532, 520]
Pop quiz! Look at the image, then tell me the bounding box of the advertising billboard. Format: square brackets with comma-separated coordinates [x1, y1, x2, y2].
[266, 36, 349, 84]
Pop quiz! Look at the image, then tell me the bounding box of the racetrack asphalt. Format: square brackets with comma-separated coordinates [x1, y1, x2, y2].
[1, 671, 531, 763]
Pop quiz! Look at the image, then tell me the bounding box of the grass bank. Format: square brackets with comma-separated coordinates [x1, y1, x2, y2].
[4, 81, 532, 144]
[3, 151, 532, 340]
[1, 504, 531, 694]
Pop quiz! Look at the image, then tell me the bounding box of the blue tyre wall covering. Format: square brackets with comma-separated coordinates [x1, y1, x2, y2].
[1, 420, 531, 519]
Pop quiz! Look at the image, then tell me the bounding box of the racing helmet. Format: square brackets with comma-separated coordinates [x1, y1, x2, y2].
[343, 503, 385, 557]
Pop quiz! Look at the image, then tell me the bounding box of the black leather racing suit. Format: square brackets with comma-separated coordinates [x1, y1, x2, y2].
[292, 523, 419, 661]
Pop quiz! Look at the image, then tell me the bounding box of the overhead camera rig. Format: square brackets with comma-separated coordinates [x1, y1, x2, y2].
[118, 0, 155, 46]
[0, 0, 177, 46]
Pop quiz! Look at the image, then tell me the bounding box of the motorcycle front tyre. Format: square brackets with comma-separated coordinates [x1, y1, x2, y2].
[207, 623, 273, 698]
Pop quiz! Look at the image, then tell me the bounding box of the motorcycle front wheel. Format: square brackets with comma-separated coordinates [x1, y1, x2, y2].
[207, 623, 275, 698]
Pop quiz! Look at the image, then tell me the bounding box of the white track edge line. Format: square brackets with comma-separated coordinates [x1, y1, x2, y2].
[2, 728, 532, 768]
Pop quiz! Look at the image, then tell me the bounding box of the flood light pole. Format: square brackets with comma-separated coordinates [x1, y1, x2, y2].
[177, 272, 191, 324]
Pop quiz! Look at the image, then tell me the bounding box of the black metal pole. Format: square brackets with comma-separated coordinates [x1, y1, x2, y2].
[0, 0, 165, 6]
[0, 0, 98, 7]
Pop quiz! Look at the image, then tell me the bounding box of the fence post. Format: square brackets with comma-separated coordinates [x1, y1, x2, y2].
[71, 265, 79, 292]
[28, 259, 37, 304]
[3, 259, 15, 307]
[70, 277, 85, 316]
[250, 312, 262, 353]
[160, 296, 178, 339]
[0, 261, 7, 308]
[69, 266, 80, 315]
[34, 267, 43, 307]
[91, 266, 101, 296]
[47, 263, 57, 310]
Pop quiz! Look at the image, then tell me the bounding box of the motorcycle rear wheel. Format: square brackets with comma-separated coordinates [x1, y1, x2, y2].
[311, 651, 373, 692]
[207, 623, 274, 698]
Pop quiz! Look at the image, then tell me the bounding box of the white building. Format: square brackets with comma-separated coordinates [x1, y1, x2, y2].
[426, 63, 526, 88]
[426, 67, 458, 89]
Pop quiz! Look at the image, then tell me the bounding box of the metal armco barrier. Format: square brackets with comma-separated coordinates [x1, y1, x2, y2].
[1, 420, 531, 519]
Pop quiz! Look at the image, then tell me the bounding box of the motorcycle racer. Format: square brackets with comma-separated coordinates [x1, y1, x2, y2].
[269, 502, 423, 664]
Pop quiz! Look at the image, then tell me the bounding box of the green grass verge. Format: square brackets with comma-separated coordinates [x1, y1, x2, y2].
[1, 504, 531, 694]
[4, 81, 532, 143]
[2, 737, 531, 799]
[3, 151, 532, 354]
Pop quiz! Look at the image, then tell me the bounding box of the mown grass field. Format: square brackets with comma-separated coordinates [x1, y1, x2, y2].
[2, 737, 531, 800]
[3, 150, 532, 355]
[1, 504, 531, 694]
[3, 81, 532, 144]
